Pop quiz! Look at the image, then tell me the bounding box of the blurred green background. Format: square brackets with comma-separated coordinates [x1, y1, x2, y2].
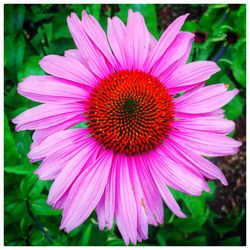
[4, 4, 246, 246]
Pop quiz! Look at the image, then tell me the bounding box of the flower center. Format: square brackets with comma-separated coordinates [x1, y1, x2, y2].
[86, 70, 175, 155]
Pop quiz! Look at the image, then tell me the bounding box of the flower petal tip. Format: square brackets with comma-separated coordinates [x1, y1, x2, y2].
[204, 183, 211, 192]
[33, 169, 39, 175]
[59, 224, 65, 231]
[180, 214, 187, 219]
[183, 13, 190, 18]
[232, 88, 240, 96]
[209, 61, 220, 73]
[177, 211, 187, 218]
[222, 179, 229, 186]
[11, 117, 18, 124]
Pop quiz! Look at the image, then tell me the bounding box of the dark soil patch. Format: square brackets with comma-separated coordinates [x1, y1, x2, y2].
[156, 4, 208, 32]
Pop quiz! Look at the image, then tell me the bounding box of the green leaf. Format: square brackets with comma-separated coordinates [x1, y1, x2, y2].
[5, 196, 25, 226]
[5, 86, 35, 117]
[171, 189, 206, 217]
[161, 225, 185, 244]
[80, 223, 93, 245]
[29, 227, 48, 246]
[193, 42, 216, 61]
[221, 236, 241, 246]
[117, 4, 158, 38]
[173, 213, 208, 234]
[53, 14, 71, 40]
[18, 55, 44, 82]
[45, 38, 75, 55]
[183, 196, 206, 217]
[5, 195, 24, 213]
[30, 195, 62, 216]
[4, 33, 26, 77]
[4, 113, 19, 165]
[182, 20, 200, 32]
[29, 5, 55, 23]
[4, 5, 26, 34]
[70, 4, 87, 17]
[20, 174, 38, 198]
[4, 164, 36, 175]
[106, 239, 125, 246]
[86, 4, 101, 21]
[29, 180, 46, 199]
[184, 236, 207, 246]
[171, 188, 209, 234]
[87, 220, 111, 246]
[44, 23, 53, 43]
[209, 210, 245, 234]
[230, 40, 246, 88]
[203, 181, 217, 201]
[156, 233, 166, 246]
[207, 60, 244, 120]
[224, 94, 244, 120]
[20, 217, 32, 235]
[232, 64, 246, 87]
[68, 226, 82, 237]
[14, 130, 33, 159]
[210, 4, 228, 9]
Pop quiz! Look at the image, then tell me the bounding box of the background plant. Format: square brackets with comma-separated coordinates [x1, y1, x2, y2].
[4, 4, 246, 246]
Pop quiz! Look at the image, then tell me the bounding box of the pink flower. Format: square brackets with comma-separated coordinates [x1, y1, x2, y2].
[13, 10, 241, 245]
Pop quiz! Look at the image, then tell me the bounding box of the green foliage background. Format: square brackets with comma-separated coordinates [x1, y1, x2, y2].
[4, 4, 246, 246]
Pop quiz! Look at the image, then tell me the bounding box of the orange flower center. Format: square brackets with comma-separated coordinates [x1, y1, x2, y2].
[86, 70, 175, 155]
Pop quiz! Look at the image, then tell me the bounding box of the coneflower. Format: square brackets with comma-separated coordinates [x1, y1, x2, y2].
[13, 10, 241, 245]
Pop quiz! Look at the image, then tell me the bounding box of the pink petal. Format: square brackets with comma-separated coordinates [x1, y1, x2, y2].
[96, 155, 118, 231]
[129, 157, 148, 240]
[96, 194, 106, 230]
[60, 149, 113, 232]
[28, 128, 89, 161]
[64, 49, 83, 62]
[116, 155, 137, 245]
[39, 55, 97, 86]
[125, 10, 149, 70]
[48, 138, 100, 209]
[151, 150, 209, 195]
[18, 76, 90, 104]
[107, 16, 128, 70]
[151, 32, 194, 77]
[159, 37, 193, 91]
[21, 75, 87, 89]
[144, 13, 189, 71]
[31, 114, 85, 146]
[173, 117, 235, 135]
[166, 61, 220, 89]
[168, 140, 228, 185]
[136, 156, 164, 225]
[168, 81, 203, 96]
[148, 156, 187, 218]
[81, 10, 117, 69]
[175, 84, 239, 114]
[64, 49, 93, 70]
[116, 207, 130, 245]
[67, 13, 112, 79]
[12, 103, 85, 131]
[170, 129, 242, 157]
[34, 140, 87, 180]
[148, 33, 157, 54]
[104, 157, 117, 230]
[175, 108, 225, 119]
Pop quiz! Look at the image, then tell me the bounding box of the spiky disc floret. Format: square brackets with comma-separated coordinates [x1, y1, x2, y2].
[86, 70, 175, 155]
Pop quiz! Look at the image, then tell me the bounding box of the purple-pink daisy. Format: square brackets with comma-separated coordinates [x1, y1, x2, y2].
[13, 10, 241, 245]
